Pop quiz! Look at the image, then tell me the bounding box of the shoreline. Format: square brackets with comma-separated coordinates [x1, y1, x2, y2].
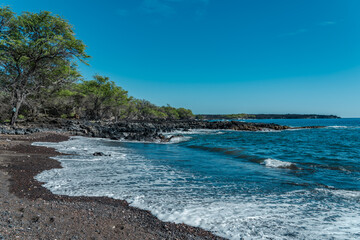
[0, 119, 324, 143]
[0, 132, 225, 239]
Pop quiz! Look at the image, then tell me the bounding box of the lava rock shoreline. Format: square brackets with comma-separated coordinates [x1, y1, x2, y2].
[0, 119, 323, 142]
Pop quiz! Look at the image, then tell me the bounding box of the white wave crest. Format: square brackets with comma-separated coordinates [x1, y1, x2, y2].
[326, 126, 348, 129]
[163, 129, 224, 135]
[262, 158, 297, 169]
[33, 137, 360, 240]
[168, 136, 192, 143]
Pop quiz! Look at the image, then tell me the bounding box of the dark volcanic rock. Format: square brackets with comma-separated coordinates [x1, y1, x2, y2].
[93, 152, 111, 157]
[0, 119, 323, 142]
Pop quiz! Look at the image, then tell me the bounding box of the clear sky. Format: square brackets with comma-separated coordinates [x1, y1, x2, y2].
[2, 0, 360, 117]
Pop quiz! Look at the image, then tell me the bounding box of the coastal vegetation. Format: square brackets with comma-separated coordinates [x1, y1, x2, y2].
[0, 7, 194, 124]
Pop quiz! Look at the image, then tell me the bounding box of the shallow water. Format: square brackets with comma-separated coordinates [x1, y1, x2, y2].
[34, 119, 360, 239]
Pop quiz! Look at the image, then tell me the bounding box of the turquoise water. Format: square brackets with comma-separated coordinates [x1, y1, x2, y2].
[34, 119, 360, 239]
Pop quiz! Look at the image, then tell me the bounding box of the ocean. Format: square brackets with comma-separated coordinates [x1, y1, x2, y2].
[34, 119, 360, 239]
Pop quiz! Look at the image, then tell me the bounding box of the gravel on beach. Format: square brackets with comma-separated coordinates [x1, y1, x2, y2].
[0, 132, 225, 240]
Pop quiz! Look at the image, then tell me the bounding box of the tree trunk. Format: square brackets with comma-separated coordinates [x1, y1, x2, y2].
[10, 94, 25, 126]
[93, 97, 100, 120]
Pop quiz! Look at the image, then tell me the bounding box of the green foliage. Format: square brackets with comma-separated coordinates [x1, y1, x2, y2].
[176, 108, 194, 119]
[0, 7, 195, 123]
[161, 105, 180, 120]
[0, 7, 89, 125]
[57, 89, 78, 97]
[0, 73, 195, 121]
[223, 114, 256, 119]
[75, 75, 129, 120]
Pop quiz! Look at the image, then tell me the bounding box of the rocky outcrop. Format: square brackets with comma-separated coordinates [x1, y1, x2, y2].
[0, 119, 323, 142]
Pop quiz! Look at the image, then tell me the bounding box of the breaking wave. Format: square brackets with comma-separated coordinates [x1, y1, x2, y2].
[262, 158, 299, 170]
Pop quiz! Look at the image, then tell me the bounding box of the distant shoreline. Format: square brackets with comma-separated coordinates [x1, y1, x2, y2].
[197, 114, 340, 120]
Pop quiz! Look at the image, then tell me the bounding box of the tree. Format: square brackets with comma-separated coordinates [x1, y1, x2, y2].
[133, 99, 158, 120]
[0, 7, 89, 125]
[176, 107, 194, 119]
[161, 104, 180, 120]
[76, 75, 129, 120]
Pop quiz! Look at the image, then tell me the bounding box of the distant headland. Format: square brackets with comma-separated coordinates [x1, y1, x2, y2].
[197, 114, 341, 120]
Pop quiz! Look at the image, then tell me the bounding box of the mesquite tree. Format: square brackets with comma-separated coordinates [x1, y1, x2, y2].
[0, 7, 89, 125]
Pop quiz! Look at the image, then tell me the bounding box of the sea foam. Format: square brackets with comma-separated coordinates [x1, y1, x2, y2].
[33, 130, 360, 240]
[262, 158, 298, 169]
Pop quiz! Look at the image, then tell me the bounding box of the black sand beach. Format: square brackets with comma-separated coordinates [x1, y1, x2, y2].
[0, 132, 225, 239]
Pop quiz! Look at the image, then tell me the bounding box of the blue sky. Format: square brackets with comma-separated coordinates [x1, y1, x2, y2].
[2, 0, 360, 117]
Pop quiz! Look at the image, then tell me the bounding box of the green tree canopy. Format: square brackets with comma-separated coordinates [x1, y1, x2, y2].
[176, 107, 194, 119]
[76, 75, 129, 120]
[0, 7, 89, 125]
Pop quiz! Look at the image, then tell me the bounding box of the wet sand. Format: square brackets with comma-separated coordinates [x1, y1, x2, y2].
[0, 132, 225, 240]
